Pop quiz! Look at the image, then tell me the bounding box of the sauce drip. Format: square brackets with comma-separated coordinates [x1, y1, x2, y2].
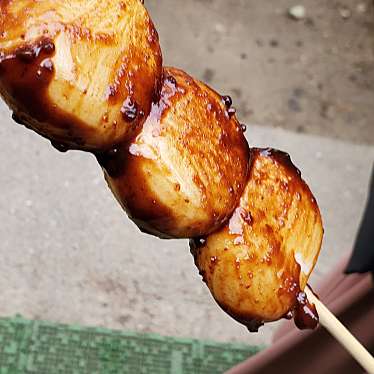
[227, 107, 236, 117]
[293, 290, 319, 330]
[245, 319, 265, 333]
[222, 95, 232, 108]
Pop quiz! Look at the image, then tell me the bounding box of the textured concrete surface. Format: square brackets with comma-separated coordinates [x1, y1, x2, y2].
[0, 100, 373, 346]
[148, 0, 374, 145]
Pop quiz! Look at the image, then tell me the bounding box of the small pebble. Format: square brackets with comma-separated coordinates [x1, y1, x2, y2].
[356, 3, 367, 13]
[288, 5, 306, 20]
[288, 98, 302, 112]
[339, 6, 351, 19]
[270, 39, 279, 47]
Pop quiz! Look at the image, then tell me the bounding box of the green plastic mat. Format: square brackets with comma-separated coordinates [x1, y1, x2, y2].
[0, 317, 262, 374]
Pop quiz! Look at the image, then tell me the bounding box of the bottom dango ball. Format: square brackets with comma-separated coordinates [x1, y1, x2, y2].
[191, 148, 323, 330]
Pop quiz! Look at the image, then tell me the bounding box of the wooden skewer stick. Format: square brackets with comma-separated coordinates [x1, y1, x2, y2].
[305, 286, 374, 374]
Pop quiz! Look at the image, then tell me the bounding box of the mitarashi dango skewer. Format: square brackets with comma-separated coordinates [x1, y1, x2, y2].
[2, 1, 372, 370]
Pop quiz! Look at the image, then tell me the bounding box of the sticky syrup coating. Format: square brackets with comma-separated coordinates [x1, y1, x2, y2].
[0, 0, 162, 151]
[191, 148, 323, 330]
[98, 67, 250, 239]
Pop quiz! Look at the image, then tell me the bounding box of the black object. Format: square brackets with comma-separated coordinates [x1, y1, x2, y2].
[346, 164, 374, 274]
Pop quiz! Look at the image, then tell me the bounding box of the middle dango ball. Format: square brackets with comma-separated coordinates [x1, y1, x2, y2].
[98, 67, 250, 239]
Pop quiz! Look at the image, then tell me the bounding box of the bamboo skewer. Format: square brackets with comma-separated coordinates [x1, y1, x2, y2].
[305, 287, 374, 374]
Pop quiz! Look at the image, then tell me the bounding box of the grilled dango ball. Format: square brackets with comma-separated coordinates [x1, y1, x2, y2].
[98, 67, 250, 239]
[0, 0, 162, 151]
[191, 148, 323, 331]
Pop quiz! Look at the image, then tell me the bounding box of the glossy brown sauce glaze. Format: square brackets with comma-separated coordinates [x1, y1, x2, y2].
[0, 37, 95, 149]
[146, 69, 186, 125]
[252, 147, 321, 232]
[190, 148, 322, 332]
[96, 69, 184, 178]
[97, 67, 249, 239]
[293, 290, 319, 330]
[258, 150, 320, 330]
[279, 277, 319, 330]
[97, 140, 177, 239]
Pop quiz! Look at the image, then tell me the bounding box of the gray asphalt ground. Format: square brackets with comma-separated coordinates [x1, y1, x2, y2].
[0, 0, 373, 347]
